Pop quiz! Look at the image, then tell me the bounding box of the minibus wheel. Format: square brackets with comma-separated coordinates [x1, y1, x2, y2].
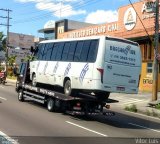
[64, 80, 72, 96]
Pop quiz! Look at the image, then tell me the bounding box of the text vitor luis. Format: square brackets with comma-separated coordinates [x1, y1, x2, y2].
[135, 138, 159, 144]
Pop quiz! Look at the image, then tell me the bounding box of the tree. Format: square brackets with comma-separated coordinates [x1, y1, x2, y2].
[0, 32, 6, 52]
[8, 55, 16, 66]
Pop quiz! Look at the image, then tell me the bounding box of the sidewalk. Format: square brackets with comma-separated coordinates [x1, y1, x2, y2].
[136, 100, 160, 118]
[6, 78, 16, 84]
[110, 92, 160, 119]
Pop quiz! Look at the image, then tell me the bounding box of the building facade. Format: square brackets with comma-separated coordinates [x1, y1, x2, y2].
[57, 0, 160, 92]
[38, 19, 94, 40]
[38, 20, 55, 40]
[8, 32, 36, 64]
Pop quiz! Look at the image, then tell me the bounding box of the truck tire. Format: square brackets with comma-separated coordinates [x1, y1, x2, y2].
[18, 90, 24, 102]
[32, 74, 37, 87]
[47, 98, 55, 112]
[64, 80, 72, 96]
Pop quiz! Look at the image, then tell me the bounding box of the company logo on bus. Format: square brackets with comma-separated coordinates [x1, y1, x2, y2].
[110, 45, 135, 56]
[79, 63, 89, 83]
[64, 63, 71, 76]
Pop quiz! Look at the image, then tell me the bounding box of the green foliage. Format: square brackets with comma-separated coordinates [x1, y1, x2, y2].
[155, 104, 160, 110]
[146, 109, 159, 117]
[23, 55, 34, 62]
[0, 66, 3, 71]
[22, 55, 37, 62]
[8, 55, 17, 66]
[152, 109, 158, 117]
[7, 75, 17, 80]
[0, 32, 6, 51]
[125, 104, 137, 112]
[0, 32, 4, 41]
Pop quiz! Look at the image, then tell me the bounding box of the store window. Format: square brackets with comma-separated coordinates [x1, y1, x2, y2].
[147, 62, 152, 73]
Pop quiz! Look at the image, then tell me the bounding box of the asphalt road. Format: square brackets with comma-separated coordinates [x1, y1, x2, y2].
[0, 83, 160, 144]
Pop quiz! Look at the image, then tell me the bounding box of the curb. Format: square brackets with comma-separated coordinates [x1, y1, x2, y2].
[124, 108, 160, 119]
[137, 108, 160, 119]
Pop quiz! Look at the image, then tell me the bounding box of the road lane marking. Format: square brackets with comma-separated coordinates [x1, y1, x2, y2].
[0, 130, 18, 144]
[0, 96, 7, 101]
[129, 123, 160, 133]
[66, 121, 107, 137]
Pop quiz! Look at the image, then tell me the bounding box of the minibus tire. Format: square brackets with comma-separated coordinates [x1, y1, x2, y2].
[64, 80, 72, 96]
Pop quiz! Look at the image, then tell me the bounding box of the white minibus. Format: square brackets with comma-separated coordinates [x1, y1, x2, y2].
[30, 36, 141, 99]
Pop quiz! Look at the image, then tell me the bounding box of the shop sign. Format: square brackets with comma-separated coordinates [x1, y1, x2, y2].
[143, 78, 153, 84]
[124, 7, 137, 31]
[143, 78, 153, 89]
[142, 1, 156, 20]
[108, 23, 118, 32]
[68, 25, 106, 38]
[142, 1, 156, 13]
[68, 23, 118, 38]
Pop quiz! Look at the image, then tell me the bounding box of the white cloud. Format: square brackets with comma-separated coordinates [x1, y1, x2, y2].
[35, 2, 86, 18]
[15, 0, 86, 18]
[85, 10, 118, 24]
[15, 0, 50, 3]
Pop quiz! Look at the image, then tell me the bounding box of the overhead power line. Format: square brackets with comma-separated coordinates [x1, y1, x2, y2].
[128, 0, 152, 43]
[0, 8, 12, 76]
[12, 0, 100, 24]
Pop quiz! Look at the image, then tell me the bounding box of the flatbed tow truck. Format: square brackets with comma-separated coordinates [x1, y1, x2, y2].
[16, 61, 115, 116]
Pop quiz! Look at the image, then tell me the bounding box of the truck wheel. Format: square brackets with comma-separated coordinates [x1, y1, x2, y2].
[18, 90, 24, 102]
[47, 98, 55, 112]
[64, 80, 72, 96]
[32, 74, 37, 87]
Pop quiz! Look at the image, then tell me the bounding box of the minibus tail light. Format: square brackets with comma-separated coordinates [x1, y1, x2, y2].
[97, 68, 104, 83]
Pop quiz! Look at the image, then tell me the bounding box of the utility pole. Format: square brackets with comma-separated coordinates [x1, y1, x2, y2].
[152, 0, 159, 101]
[0, 8, 12, 76]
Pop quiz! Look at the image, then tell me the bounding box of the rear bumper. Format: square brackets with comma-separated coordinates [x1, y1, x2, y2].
[102, 84, 138, 94]
[86, 79, 138, 94]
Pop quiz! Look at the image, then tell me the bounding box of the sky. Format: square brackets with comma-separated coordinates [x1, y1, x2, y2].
[0, 0, 139, 38]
